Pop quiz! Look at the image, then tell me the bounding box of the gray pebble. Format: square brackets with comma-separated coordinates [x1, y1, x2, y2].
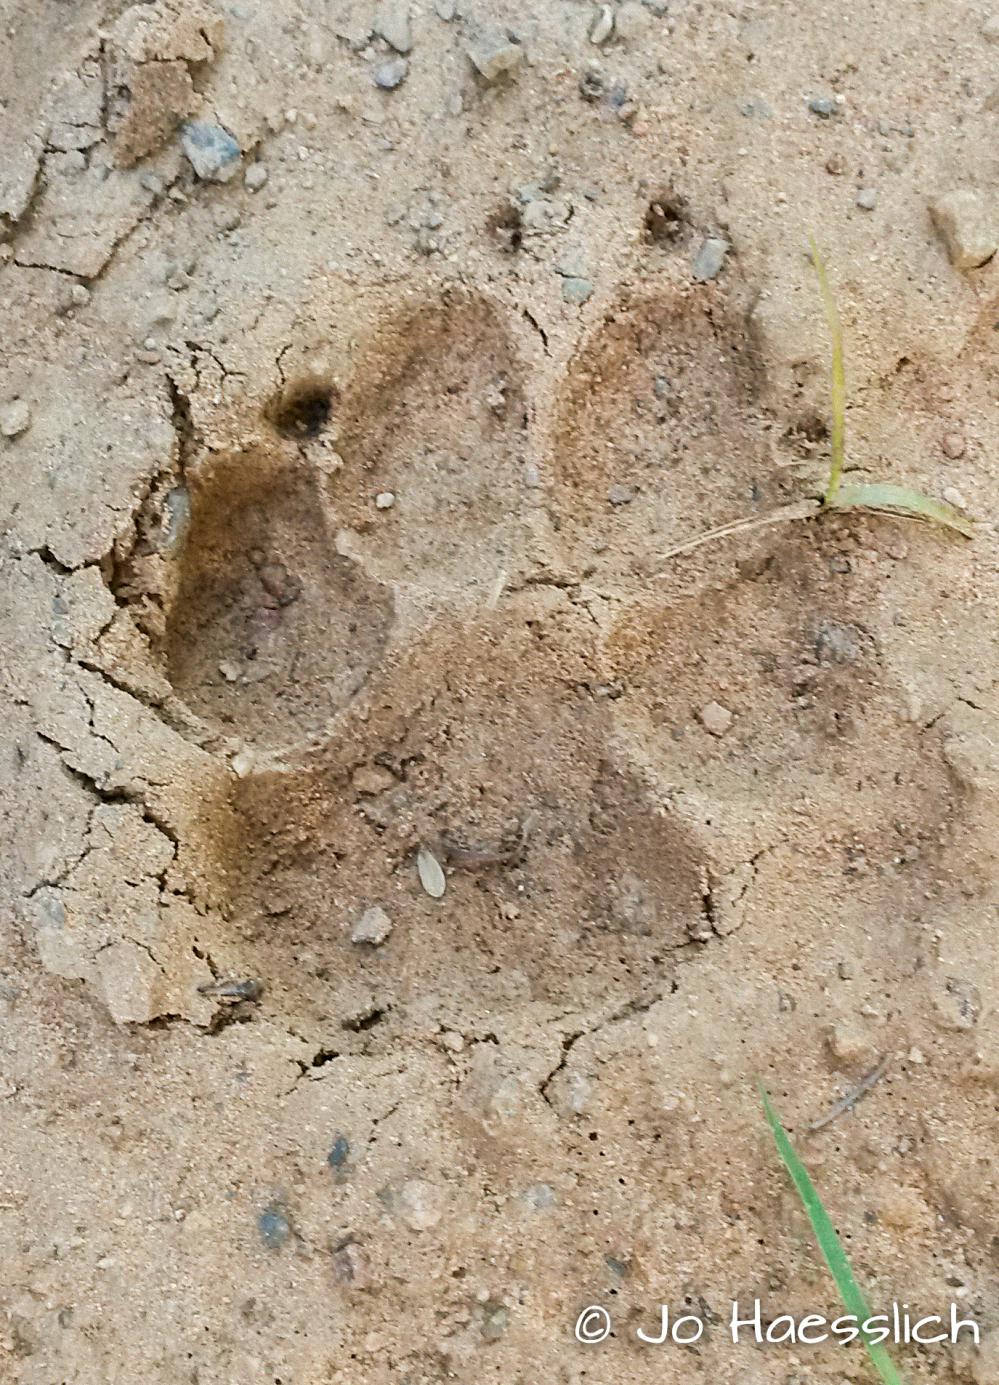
[351, 904, 393, 945]
[374, 0, 413, 53]
[561, 276, 593, 305]
[257, 1205, 291, 1249]
[481, 1303, 509, 1341]
[244, 162, 268, 191]
[608, 483, 636, 505]
[808, 95, 837, 118]
[180, 121, 242, 182]
[374, 57, 409, 88]
[0, 399, 31, 438]
[691, 235, 729, 282]
[855, 187, 877, 210]
[435, 0, 457, 16]
[813, 620, 862, 665]
[328, 1135, 350, 1169]
[466, 29, 523, 80]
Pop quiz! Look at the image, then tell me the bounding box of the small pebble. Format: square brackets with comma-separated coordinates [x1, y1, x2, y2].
[608, 483, 636, 505]
[374, 57, 409, 89]
[691, 236, 729, 282]
[397, 1178, 445, 1231]
[481, 1303, 509, 1341]
[827, 1020, 876, 1067]
[466, 30, 523, 81]
[807, 95, 836, 118]
[375, 490, 396, 508]
[590, 5, 614, 43]
[331, 1241, 371, 1287]
[258, 562, 302, 606]
[699, 701, 733, 736]
[561, 276, 593, 305]
[244, 162, 268, 191]
[351, 904, 393, 946]
[929, 189, 997, 270]
[257, 1205, 292, 1250]
[941, 430, 966, 460]
[180, 121, 241, 182]
[328, 1135, 350, 1169]
[0, 399, 31, 438]
[855, 187, 877, 210]
[351, 764, 396, 794]
[374, 0, 413, 52]
[825, 153, 846, 175]
[942, 486, 967, 509]
[434, 0, 456, 17]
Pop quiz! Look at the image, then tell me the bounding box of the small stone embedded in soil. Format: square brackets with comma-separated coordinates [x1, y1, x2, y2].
[855, 187, 877, 210]
[396, 1178, 446, 1230]
[0, 399, 31, 437]
[807, 94, 836, 118]
[351, 904, 393, 946]
[942, 485, 967, 509]
[257, 1205, 292, 1249]
[374, 0, 413, 52]
[375, 490, 396, 508]
[827, 1020, 876, 1067]
[607, 483, 636, 505]
[466, 30, 523, 81]
[180, 120, 241, 181]
[561, 276, 594, 305]
[331, 1241, 371, 1287]
[244, 162, 268, 191]
[941, 430, 966, 459]
[328, 1134, 350, 1169]
[417, 844, 446, 898]
[590, 6, 614, 44]
[929, 189, 998, 269]
[258, 561, 302, 606]
[481, 1302, 509, 1341]
[374, 57, 409, 89]
[699, 701, 733, 736]
[813, 619, 862, 665]
[691, 236, 729, 282]
[351, 764, 396, 795]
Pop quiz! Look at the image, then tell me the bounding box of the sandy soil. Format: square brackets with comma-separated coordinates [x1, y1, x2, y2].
[2, 0, 999, 1380]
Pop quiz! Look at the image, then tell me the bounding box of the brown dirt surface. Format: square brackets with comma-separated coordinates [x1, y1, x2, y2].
[2, 0, 999, 1381]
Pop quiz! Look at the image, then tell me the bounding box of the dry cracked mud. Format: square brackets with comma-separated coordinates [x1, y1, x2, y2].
[3, 1, 999, 1382]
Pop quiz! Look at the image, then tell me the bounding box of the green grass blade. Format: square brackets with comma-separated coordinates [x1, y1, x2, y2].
[830, 482, 974, 538]
[809, 236, 846, 505]
[759, 1086, 908, 1385]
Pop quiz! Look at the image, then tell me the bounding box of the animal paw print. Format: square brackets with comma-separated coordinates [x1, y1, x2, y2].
[111, 274, 955, 1036]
